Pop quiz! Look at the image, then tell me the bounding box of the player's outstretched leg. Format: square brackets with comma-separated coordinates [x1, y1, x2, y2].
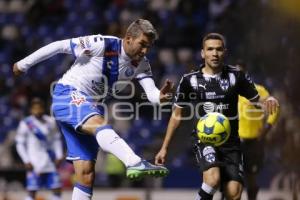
[95, 125, 169, 180]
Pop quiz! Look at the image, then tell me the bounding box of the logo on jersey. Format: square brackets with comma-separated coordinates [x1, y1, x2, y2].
[70, 91, 86, 106]
[125, 68, 134, 77]
[205, 91, 225, 99]
[219, 79, 229, 91]
[215, 103, 229, 111]
[104, 51, 118, 57]
[85, 37, 91, 48]
[203, 102, 229, 113]
[79, 37, 85, 49]
[203, 102, 215, 113]
[106, 60, 114, 69]
[199, 83, 206, 90]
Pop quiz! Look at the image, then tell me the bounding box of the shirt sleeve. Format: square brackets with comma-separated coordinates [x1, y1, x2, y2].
[174, 76, 193, 107]
[15, 121, 30, 164]
[17, 39, 71, 72]
[138, 77, 160, 104]
[267, 108, 279, 125]
[257, 85, 270, 100]
[70, 34, 105, 58]
[237, 71, 259, 102]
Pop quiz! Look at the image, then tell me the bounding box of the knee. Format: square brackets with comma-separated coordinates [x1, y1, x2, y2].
[75, 168, 95, 186]
[81, 115, 107, 134]
[205, 176, 220, 188]
[203, 167, 221, 188]
[226, 185, 243, 200]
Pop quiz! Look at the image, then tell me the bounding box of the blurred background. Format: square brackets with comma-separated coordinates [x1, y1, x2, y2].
[0, 0, 299, 199]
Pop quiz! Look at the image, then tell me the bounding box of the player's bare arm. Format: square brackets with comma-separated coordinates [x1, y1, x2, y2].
[155, 106, 183, 165]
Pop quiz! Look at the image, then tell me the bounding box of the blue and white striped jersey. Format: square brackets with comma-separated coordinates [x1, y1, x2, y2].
[15, 115, 63, 173]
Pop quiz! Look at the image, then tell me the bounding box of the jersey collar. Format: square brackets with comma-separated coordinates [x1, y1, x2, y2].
[199, 64, 227, 77]
[120, 40, 131, 61]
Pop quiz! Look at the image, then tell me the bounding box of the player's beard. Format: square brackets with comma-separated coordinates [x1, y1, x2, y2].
[132, 52, 144, 62]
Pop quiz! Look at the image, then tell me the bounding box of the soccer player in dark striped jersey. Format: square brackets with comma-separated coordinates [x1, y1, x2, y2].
[155, 33, 279, 200]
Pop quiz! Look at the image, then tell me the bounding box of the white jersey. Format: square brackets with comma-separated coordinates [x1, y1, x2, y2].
[15, 115, 63, 173]
[17, 35, 161, 103]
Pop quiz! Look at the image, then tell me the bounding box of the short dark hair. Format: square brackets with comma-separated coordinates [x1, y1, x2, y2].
[126, 19, 158, 40]
[202, 33, 226, 48]
[30, 97, 45, 107]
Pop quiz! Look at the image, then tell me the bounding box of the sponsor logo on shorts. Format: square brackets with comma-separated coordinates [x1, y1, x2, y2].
[205, 154, 215, 163]
[203, 146, 216, 163]
[202, 146, 215, 156]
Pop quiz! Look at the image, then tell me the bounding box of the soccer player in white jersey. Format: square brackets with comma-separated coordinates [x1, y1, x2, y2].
[16, 98, 63, 200]
[13, 19, 172, 200]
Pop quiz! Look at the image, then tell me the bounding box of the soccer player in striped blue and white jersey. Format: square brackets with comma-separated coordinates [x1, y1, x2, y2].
[13, 19, 172, 200]
[16, 98, 63, 200]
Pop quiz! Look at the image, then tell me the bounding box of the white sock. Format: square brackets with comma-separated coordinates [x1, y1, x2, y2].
[25, 196, 34, 200]
[95, 125, 141, 167]
[194, 193, 200, 200]
[51, 194, 62, 200]
[195, 182, 217, 200]
[72, 184, 92, 200]
[201, 182, 217, 194]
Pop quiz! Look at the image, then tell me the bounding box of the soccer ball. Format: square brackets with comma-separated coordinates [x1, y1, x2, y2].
[196, 112, 231, 146]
